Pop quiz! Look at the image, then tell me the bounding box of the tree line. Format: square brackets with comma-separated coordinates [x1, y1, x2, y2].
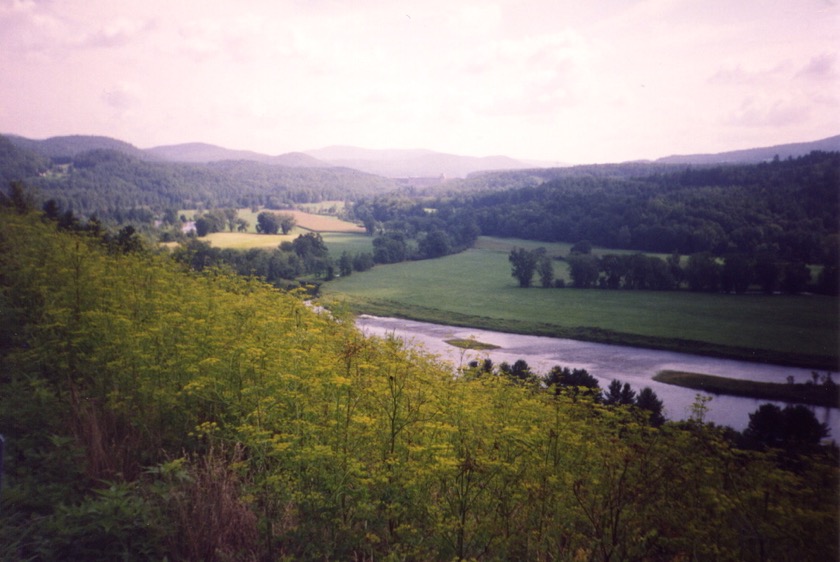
[509, 243, 837, 294]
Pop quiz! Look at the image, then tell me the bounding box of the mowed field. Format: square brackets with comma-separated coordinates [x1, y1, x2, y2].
[323, 237, 840, 369]
[284, 210, 365, 233]
[190, 208, 370, 252]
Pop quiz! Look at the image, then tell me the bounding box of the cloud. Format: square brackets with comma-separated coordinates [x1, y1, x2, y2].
[726, 96, 810, 128]
[451, 30, 589, 117]
[796, 53, 837, 80]
[708, 62, 789, 85]
[101, 83, 139, 111]
[0, 0, 64, 55]
[78, 17, 156, 49]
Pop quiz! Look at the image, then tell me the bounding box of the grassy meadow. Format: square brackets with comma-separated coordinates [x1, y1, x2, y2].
[322, 237, 840, 369]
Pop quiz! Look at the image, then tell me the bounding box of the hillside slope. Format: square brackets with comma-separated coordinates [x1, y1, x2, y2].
[0, 205, 835, 561]
[0, 134, 398, 217]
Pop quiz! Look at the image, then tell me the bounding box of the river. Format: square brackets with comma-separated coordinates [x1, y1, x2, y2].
[355, 315, 840, 438]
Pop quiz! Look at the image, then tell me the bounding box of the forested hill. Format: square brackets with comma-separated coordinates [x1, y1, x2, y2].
[0, 134, 398, 219]
[656, 134, 840, 164]
[0, 134, 50, 184]
[6, 133, 154, 161]
[450, 151, 839, 262]
[448, 161, 692, 194]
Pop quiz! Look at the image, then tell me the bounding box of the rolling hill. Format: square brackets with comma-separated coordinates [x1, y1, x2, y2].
[145, 142, 327, 167]
[656, 134, 840, 164]
[0, 133, 399, 218]
[6, 134, 154, 161]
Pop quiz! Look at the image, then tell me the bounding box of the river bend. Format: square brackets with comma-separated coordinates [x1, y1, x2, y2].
[356, 315, 839, 437]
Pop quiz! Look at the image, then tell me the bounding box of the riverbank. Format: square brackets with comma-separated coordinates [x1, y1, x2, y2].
[333, 296, 839, 371]
[353, 315, 840, 436]
[321, 245, 839, 371]
[654, 370, 840, 408]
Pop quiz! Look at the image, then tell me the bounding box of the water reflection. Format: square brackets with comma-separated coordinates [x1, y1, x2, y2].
[356, 315, 839, 437]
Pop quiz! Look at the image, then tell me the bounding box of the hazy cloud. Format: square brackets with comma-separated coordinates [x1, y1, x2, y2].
[796, 53, 837, 80]
[77, 17, 156, 48]
[101, 83, 139, 111]
[727, 96, 810, 128]
[708, 63, 788, 86]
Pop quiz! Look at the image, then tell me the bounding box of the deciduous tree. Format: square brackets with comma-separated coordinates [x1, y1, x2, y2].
[508, 247, 538, 288]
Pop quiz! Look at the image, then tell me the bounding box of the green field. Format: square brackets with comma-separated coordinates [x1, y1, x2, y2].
[322, 238, 839, 369]
[320, 232, 374, 255]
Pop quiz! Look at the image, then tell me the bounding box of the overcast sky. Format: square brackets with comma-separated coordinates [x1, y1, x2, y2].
[1, 0, 837, 163]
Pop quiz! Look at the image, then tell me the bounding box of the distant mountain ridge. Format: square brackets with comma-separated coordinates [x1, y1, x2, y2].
[147, 143, 534, 177]
[146, 142, 327, 168]
[5, 133, 839, 178]
[303, 146, 533, 178]
[6, 134, 154, 161]
[656, 134, 840, 164]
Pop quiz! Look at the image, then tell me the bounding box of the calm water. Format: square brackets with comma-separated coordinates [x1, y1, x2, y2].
[356, 315, 839, 437]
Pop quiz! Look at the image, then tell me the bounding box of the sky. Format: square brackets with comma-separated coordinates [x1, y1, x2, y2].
[0, 0, 838, 164]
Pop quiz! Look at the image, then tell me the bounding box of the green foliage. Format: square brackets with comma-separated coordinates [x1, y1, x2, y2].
[463, 151, 840, 264]
[743, 403, 830, 450]
[686, 251, 722, 291]
[508, 246, 538, 287]
[537, 252, 555, 288]
[372, 231, 408, 264]
[1, 208, 837, 561]
[350, 196, 479, 264]
[33, 483, 165, 560]
[255, 211, 280, 234]
[546, 365, 602, 400]
[276, 212, 296, 235]
[0, 136, 398, 221]
[567, 253, 600, 288]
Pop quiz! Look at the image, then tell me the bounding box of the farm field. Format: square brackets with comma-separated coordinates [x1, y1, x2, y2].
[182, 207, 364, 234]
[201, 230, 296, 249]
[197, 228, 373, 254]
[283, 210, 364, 233]
[184, 207, 371, 252]
[322, 238, 840, 369]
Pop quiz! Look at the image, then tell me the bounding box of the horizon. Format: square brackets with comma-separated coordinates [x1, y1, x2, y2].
[5, 130, 837, 167]
[1, 1, 838, 164]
